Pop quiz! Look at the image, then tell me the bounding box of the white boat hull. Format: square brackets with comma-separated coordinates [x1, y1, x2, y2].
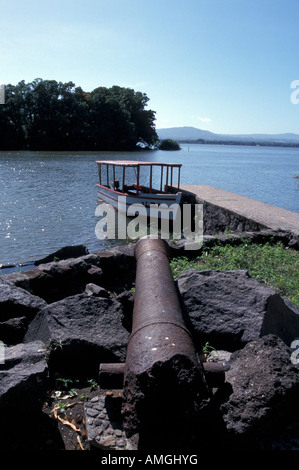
[97, 185, 182, 221]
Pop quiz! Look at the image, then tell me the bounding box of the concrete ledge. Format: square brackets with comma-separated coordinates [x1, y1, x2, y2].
[181, 185, 299, 236]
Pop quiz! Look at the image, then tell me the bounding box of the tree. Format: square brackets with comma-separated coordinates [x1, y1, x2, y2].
[0, 79, 158, 151]
[26, 79, 88, 150]
[0, 81, 28, 149]
[159, 139, 181, 150]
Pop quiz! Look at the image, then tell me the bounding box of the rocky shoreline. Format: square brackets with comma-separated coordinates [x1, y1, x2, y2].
[1, 230, 299, 451]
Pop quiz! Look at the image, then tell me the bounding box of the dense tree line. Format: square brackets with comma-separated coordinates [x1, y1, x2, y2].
[159, 138, 181, 150]
[0, 79, 158, 151]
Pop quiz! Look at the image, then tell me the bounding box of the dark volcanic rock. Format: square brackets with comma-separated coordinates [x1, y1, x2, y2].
[0, 277, 46, 322]
[6, 244, 136, 303]
[93, 244, 136, 289]
[0, 277, 47, 343]
[0, 316, 29, 345]
[85, 283, 109, 297]
[0, 340, 49, 412]
[24, 293, 130, 376]
[2, 239, 299, 450]
[34, 244, 89, 265]
[177, 269, 299, 351]
[219, 335, 299, 446]
[116, 290, 134, 331]
[0, 341, 59, 451]
[6, 255, 104, 303]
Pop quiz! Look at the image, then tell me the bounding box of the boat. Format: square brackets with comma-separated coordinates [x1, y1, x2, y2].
[96, 160, 182, 220]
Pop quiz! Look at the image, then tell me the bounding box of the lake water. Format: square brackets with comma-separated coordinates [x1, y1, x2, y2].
[0, 144, 299, 266]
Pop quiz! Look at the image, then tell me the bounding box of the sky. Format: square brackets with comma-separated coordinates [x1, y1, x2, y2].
[1, 0, 299, 135]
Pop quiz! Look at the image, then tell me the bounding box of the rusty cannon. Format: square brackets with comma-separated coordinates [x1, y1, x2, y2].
[122, 237, 213, 446]
[99, 237, 226, 447]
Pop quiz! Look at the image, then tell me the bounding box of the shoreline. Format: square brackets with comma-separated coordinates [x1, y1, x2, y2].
[2, 185, 299, 274]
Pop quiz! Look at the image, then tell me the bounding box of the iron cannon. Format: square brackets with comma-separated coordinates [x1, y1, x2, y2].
[99, 237, 226, 446]
[121, 237, 211, 442]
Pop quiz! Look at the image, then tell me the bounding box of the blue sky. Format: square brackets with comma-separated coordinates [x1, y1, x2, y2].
[1, 0, 299, 134]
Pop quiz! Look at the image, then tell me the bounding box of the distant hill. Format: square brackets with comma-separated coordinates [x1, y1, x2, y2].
[156, 126, 299, 146]
[157, 126, 217, 141]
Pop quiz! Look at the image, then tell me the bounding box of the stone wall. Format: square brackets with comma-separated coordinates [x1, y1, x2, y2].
[180, 188, 268, 234]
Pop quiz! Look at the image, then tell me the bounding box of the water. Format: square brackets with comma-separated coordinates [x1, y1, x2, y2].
[0, 144, 298, 266]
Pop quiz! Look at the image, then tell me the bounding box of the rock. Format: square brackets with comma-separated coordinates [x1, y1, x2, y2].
[288, 233, 299, 250]
[177, 269, 299, 351]
[34, 244, 89, 265]
[0, 340, 62, 450]
[206, 349, 232, 364]
[0, 277, 46, 321]
[6, 244, 136, 303]
[219, 335, 299, 446]
[1, 238, 299, 450]
[243, 229, 299, 249]
[24, 293, 130, 376]
[6, 255, 104, 303]
[167, 229, 299, 259]
[0, 340, 49, 413]
[116, 290, 134, 331]
[0, 316, 28, 345]
[92, 244, 136, 290]
[167, 239, 198, 257]
[85, 283, 109, 297]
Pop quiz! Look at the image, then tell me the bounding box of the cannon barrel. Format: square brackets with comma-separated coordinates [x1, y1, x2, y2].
[121, 237, 211, 442]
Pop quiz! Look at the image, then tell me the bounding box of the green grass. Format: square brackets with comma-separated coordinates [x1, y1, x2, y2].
[170, 240, 299, 308]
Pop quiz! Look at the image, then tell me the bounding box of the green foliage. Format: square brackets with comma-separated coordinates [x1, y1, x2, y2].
[0, 79, 158, 151]
[159, 138, 181, 150]
[55, 377, 78, 390]
[170, 241, 299, 307]
[202, 342, 217, 355]
[87, 378, 98, 391]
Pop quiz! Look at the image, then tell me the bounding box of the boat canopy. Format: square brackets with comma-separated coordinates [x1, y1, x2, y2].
[96, 160, 182, 194]
[96, 160, 182, 168]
